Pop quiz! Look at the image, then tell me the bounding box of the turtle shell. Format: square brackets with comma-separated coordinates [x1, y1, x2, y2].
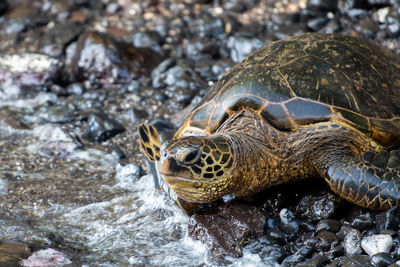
[175, 33, 400, 147]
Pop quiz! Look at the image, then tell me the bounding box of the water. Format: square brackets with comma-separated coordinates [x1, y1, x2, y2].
[0, 97, 275, 266]
[58, 173, 208, 266]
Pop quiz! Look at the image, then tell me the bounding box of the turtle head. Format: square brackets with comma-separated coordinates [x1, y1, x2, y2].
[158, 135, 235, 202]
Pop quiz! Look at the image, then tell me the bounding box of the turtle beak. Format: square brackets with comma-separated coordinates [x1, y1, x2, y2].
[158, 150, 196, 186]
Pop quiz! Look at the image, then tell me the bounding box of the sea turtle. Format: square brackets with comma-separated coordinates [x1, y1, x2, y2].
[138, 33, 400, 213]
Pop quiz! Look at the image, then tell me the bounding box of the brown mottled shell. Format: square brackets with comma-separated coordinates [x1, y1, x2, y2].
[175, 33, 400, 147]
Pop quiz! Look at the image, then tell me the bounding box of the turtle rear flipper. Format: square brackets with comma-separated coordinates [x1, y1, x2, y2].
[318, 148, 400, 210]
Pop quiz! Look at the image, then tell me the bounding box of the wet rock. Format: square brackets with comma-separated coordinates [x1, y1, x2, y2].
[211, 59, 234, 80]
[0, 178, 8, 195]
[0, 0, 399, 265]
[265, 217, 278, 230]
[2, 19, 27, 35]
[227, 34, 265, 63]
[0, 242, 31, 266]
[328, 255, 371, 267]
[30, 124, 79, 158]
[0, 92, 57, 110]
[5, 1, 45, 23]
[123, 80, 141, 93]
[151, 58, 176, 88]
[355, 17, 380, 38]
[151, 60, 207, 106]
[280, 208, 296, 224]
[391, 236, 400, 259]
[166, 86, 197, 106]
[346, 9, 369, 19]
[105, 3, 121, 14]
[40, 105, 77, 123]
[21, 248, 71, 267]
[315, 219, 341, 233]
[343, 228, 362, 255]
[348, 207, 375, 230]
[274, 23, 307, 40]
[307, 17, 330, 32]
[386, 17, 400, 36]
[281, 221, 300, 236]
[304, 237, 319, 248]
[245, 237, 284, 263]
[316, 231, 338, 251]
[281, 245, 314, 266]
[130, 30, 163, 53]
[191, 14, 226, 38]
[66, 83, 85, 95]
[82, 91, 106, 104]
[222, 0, 251, 12]
[86, 112, 125, 143]
[159, 62, 206, 90]
[0, 53, 63, 88]
[367, 0, 392, 7]
[267, 227, 288, 246]
[0, 0, 7, 16]
[327, 241, 345, 258]
[370, 252, 395, 266]
[361, 234, 393, 256]
[126, 108, 148, 125]
[42, 0, 71, 18]
[307, 0, 338, 11]
[193, 59, 217, 82]
[278, 208, 299, 236]
[319, 19, 341, 34]
[115, 163, 142, 188]
[340, 0, 370, 10]
[69, 31, 162, 85]
[296, 253, 330, 267]
[300, 221, 315, 232]
[337, 225, 352, 240]
[151, 59, 207, 101]
[296, 192, 340, 221]
[374, 7, 391, 23]
[188, 204, 265, 257]
[2, 19, 83, 57]
[39, 22, 85, 57]
[375, 206, 400, 232]
[184, 37, 219, 61]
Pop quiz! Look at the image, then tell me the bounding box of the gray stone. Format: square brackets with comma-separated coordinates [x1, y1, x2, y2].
[280, 208, 295, 224]
[361, 234, 393, 256]
[370, 252, 395, 267]
[343, 228, 362, 255]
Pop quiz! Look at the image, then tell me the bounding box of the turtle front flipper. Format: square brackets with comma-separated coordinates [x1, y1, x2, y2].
[317, 148, 400, 210]
[138, 123, 162, 162]
[138, 121, 199, 214]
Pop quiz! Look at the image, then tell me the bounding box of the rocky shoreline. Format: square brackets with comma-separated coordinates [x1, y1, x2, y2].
[1, 0, 400, 266]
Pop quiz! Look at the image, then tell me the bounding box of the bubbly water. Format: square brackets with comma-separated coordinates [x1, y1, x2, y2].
[0, 97, 276, 266]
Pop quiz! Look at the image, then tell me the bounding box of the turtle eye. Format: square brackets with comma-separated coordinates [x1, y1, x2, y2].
[178, 147, 201, 165]
[184, 149, 201, 164]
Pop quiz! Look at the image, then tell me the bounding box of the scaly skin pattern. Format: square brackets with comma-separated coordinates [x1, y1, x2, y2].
[156, 109, 400, 210]
[138, 33, 400, 212]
